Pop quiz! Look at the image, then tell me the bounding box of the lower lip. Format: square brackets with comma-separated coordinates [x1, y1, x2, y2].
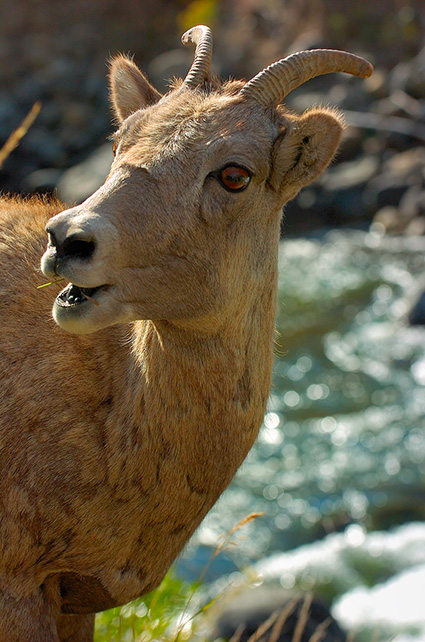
[56, 283, 103, 308]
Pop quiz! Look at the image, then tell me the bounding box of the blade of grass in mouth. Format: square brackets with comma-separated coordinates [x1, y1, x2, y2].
[36, 278, 65, 289]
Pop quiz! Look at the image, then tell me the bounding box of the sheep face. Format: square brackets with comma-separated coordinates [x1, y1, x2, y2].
[41, 59, 344, 335]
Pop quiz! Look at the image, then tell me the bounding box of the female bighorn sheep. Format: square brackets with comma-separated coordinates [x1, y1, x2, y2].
[0, 26, 372, 641]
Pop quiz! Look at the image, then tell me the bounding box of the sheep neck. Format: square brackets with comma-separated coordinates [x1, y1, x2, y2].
[108, 257, 279, 494]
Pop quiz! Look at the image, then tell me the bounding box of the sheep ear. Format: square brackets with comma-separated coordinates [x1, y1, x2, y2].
[270, 108, 344, 199]
[109, 55, 162, 122]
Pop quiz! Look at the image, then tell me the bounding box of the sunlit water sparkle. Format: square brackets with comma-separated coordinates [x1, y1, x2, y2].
[179, 229, 425, 641]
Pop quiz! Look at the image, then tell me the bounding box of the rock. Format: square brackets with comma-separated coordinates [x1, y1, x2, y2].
[316, 156, 380, 224]
[14, 75, 47, 103]
[337, 129, 364, 163]
[363, 69, 389, 100]
[372, 206, 406, 233]
[287, 91, 328, 115]
[328, 186, 370, 223]
[23, 127, 66, 166]
[389, 62, 412, 94]
[23, 168, 64, 194]
[56, 143, 112, 204]
[365, 175, 412, 213]
[384, 147, 425, 179]
[399, 185, 425, 220]
[148, 49, 193, 94]
[328, 81, 372, 112]
[408, 290, 425, 325]
[390, 47, 425, 99]
[61, 101, 94, 128]
[0, 93, 23, 138]
[321, 156, 379, 192]
[373, 97, 405, 118]
[405, 216, 425, 235]
[212, 586, 346, 641]
[366, 148, 425, 222]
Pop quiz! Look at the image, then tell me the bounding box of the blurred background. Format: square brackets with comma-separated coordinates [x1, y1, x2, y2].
[1, 0, 425, 235]
[2, 1, 425, 641]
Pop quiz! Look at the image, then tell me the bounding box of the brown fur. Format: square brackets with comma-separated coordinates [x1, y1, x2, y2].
[0, 45, 347, 640]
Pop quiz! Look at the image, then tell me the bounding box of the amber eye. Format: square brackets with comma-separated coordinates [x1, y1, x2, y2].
[219, 166, 251, 192]
[112, 140, 117, 156]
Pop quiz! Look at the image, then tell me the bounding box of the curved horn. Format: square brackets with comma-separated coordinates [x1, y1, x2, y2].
[240, 49, 373, 107]
[181, 25, 213, 89]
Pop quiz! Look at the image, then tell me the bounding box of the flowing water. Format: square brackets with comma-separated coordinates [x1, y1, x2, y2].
[179, 228, 425, 641]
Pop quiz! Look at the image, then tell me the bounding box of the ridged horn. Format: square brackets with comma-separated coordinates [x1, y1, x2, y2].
[240, 49, 373, 107]
[181, 25, 213, 89]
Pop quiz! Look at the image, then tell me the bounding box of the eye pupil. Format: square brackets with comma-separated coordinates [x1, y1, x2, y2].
[220, 166, 251, 191]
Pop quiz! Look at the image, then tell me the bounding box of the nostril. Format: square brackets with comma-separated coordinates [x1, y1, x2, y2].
[46, 229, 57, 248]
[61, 235, 96, 261]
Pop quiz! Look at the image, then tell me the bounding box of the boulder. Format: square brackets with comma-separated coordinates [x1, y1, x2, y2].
[212, 586, 346, 641]
[56, 143, 112, 204]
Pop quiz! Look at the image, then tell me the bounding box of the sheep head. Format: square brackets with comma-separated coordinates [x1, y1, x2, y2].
[41, 26, 372, 335]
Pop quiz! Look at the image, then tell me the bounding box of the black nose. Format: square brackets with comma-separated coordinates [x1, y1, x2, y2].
[46, 228, 96, 263]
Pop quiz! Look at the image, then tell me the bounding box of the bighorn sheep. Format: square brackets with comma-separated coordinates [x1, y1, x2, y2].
[0, 26, 372, 641]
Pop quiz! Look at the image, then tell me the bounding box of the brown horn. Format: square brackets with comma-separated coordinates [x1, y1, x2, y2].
[240, 49, 373, 107]
[181, 25, 213, 89]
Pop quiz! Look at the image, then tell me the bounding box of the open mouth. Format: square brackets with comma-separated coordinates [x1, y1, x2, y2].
[56, 283, 107, 308]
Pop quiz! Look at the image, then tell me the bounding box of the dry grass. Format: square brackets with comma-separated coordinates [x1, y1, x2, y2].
[0, 101, 41, 170]
[226, 593, 334, 642]
[173, 513, 265, 642]
[201, 513, 264, 585]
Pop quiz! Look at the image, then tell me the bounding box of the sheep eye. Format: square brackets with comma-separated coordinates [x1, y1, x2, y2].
[219, 166, 251, 192]
[112, 141, 118, 156]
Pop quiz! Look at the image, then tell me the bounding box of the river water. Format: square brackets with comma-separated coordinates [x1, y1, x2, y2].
[180, 228, 425, 641]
